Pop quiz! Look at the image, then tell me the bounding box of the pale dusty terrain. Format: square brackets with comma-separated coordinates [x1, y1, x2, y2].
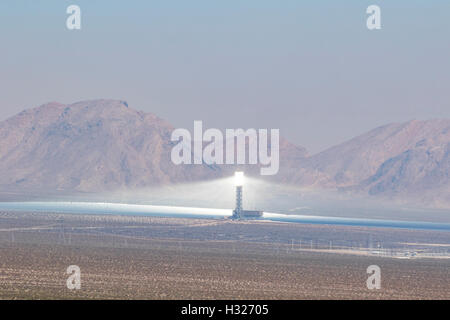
[0, 211, 448, 299]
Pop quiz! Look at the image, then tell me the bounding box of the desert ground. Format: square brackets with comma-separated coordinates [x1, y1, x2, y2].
[0, 211, 449, 299]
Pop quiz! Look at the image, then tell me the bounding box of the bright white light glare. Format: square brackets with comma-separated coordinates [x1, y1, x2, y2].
[234, 171, 244, 186]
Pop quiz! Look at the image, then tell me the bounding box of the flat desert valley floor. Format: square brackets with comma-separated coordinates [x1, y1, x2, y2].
[0, 211, 449, 299]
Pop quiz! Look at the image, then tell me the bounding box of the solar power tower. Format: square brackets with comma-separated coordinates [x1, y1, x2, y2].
[232, 172, 262, 219]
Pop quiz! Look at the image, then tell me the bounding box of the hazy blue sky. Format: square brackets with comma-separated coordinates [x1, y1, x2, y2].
[1, 1, 449, 153]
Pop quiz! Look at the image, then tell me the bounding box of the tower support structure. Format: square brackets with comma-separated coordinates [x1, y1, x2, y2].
[234, 185, 243, 219]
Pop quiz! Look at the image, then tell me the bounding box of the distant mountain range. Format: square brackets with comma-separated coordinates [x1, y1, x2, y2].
[0, 100, 217, 191]
[0, 99, 448, 208]
[299, 119, 450, 208]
